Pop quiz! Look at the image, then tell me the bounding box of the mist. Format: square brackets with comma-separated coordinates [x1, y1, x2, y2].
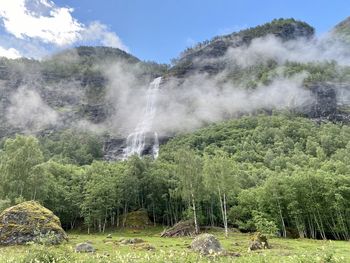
[105, 33, 350, 137]
[151, 73, 312, 135]
[6, 87, 59, 133]
[2, 31, 350, 140]
[225, 34, 350, 67]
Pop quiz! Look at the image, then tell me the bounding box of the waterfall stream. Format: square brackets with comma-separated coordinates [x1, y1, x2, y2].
[123, 77, 161, 159]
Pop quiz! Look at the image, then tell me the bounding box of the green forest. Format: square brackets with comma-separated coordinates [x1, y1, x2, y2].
[1, 115, 349, 241]
[1, 10, 350, 262]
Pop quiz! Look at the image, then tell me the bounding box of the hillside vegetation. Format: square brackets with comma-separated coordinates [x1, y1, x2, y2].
[169, 18, 314, 77]
[1, 115, 349, 241]
[1, 16, 350, 262]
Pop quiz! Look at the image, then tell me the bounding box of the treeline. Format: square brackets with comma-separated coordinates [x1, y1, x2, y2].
[0, 115, 349, 240]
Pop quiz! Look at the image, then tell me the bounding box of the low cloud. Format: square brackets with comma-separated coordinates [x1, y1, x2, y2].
[225, 34, 350, 67]
[6, 87, 59, 133]
[104, 62, 313, 137]
[153, 73, 313, 135]
[0, 46, 21, 59]
[104, 34, 350, 138]
[104, 62, 150, 135]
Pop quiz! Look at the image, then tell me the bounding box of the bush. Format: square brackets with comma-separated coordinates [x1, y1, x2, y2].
[252, 211, 278, 236]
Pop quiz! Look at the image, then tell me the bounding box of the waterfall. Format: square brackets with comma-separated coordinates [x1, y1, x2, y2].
[123, 77, 161, 159]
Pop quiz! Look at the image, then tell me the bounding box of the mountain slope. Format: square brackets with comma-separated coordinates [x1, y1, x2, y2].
[0, 46, 168, 140]
[168, 18, 314, 77]
[333, 16, 350, 39]
[0, 18, 350, 160]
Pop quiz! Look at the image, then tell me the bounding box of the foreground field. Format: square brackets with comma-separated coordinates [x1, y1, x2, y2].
[0, 228, 349, 263]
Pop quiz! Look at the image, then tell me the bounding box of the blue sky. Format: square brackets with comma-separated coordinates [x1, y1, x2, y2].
[0, 0, 349, 63]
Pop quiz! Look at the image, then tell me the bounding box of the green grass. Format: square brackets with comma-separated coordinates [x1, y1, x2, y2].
[0, 227, 349, 263]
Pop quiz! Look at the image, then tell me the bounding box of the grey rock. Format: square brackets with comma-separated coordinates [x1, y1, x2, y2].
[75, 242, 96, 253]
[191, 234, 223, 255]
[248, 240, 262, 251]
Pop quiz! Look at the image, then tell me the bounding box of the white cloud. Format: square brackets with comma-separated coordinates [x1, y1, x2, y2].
[0, 46, 21, 58]
[0, 0, 83, 46]
[0, 0, 128, 56]
[82, 21, 129, 51]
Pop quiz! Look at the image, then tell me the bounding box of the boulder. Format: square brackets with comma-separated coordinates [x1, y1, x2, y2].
[248, 232, 269, 251]
[0, 201, 67, 245]
[191, 234, 223, 255]
[161, 220, 196, 237]
[75, 242, 95, 253]
[122, 209, 151, 229]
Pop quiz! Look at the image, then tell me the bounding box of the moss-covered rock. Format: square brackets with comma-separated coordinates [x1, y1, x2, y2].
[248, 232, 270, 251]
[123, 209, 151, 229]
[0, 201, 67, 245]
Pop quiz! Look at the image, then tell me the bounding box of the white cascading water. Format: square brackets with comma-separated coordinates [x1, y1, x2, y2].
[123, 77, 161, 159]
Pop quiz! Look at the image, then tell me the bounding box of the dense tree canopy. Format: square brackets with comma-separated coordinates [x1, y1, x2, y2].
[0, 115, 349, 240]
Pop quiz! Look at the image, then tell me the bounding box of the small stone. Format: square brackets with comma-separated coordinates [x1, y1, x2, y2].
[248, 240, 262, 251]
[120, 238, 144, 245]
[75, 242, 96, 253]
[106, 234, 112, 239]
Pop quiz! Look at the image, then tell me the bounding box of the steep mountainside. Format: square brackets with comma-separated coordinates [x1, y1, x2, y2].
[168, 18, 314, 77]
[0, 18, 350, 160]
[333, 16, 350, 39]
[0, 47, 167, 139]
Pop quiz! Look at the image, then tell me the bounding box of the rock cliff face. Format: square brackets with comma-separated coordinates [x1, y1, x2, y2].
[308, 84, 338, 118]
[304, 83, 350, 123]
[0, 46, 166, 146]
[168, 18, 315, 78]
[0, 201, 67, 245]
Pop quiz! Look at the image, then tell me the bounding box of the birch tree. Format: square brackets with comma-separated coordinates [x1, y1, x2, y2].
[203, 151, 238, 237]
[174, 148, 203, 234]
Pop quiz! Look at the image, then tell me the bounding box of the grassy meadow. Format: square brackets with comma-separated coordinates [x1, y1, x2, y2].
[0, 227, 349, 263]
